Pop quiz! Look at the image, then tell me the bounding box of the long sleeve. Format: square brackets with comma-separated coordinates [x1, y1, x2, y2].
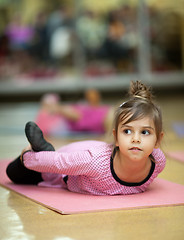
[152, 148, 166, 174]
[23, 149, 94, 176]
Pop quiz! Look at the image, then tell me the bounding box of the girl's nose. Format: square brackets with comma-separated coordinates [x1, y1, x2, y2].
[132, 133, 141, 143]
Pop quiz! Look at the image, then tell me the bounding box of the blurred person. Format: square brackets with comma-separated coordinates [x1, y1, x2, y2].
[98, 7, 137, 72]
[118, 6, 138, 54]
[98, 10, 128, 64]
[5, 13, 35, 76]
[5, 13, 34, 52]
[30, 11, 49, 62]
[0, 34, 9, 59]
[76, 10, 107, 59]
[6, 81, 166, 196]
[35, 89, 113, 136]
[149, 10, 182, 71]
[46, 5, 74, 64]
[0, 34, 11, 79]
[46, 5, 73, 37]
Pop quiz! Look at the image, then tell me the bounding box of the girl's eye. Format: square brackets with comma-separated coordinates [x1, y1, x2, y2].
[142, 130, 150, 135]
[124, 129, 132, 134]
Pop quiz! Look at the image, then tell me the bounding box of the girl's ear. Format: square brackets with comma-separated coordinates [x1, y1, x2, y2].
[113, 128, 118, 147]
[112, 128, 116, 139]
[155, 131, 164, 148]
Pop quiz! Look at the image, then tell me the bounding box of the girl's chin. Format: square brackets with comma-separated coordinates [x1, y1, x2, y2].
[128, 153, 146, 162]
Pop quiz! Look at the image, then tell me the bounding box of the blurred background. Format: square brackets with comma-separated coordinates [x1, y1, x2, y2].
[0, 0, 184, 158]
[0, 0, 183, 101]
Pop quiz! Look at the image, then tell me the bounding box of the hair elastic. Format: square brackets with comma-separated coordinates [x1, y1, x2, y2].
[119, 102, 127, 108]
[119, 95, 149, 108]
[133, 95, 147, 100]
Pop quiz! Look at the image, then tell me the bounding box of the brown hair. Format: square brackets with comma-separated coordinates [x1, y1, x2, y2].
[113, 81, 163, 143]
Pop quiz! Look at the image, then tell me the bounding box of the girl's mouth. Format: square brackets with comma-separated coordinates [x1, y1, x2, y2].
[129, 147, 142, 151]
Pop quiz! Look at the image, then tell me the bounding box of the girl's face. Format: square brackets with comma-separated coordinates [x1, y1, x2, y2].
[113, 116, 163, 163]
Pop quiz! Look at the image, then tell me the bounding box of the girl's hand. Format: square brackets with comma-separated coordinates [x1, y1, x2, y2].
[20, 145, 32, 163]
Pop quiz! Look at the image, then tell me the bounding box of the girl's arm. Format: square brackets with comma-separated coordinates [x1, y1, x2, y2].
[22, 150, 94, 176]
[152, 148, 166, 173]
[50, 104, 81, 121]
[20, 145, 32, 162]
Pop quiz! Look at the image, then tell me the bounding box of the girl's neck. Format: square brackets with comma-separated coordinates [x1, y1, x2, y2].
[113, 151, 151, 183]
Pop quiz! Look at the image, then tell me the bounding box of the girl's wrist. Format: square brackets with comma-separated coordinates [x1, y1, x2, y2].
[21, 150, 32, 165]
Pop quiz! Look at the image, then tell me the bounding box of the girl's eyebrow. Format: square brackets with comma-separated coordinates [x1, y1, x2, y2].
[120, 124, 155, 130]
[141, 126, 155, 131]
[143, 126, 155, 130]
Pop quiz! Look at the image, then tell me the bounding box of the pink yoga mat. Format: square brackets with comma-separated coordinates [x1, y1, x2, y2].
[166, 151, 184, 163]
[0, 160, 184, 215]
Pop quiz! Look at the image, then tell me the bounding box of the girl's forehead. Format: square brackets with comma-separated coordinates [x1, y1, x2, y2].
[120, 116, 155, 127]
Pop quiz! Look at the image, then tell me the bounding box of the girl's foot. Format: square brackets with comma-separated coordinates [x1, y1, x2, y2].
[25, 121, 55, 152]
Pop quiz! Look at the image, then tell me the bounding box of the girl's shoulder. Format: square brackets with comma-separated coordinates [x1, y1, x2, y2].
[152, 148, 166, 173]
[57, 140, 113, 152]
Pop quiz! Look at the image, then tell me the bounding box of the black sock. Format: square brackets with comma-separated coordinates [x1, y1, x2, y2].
[25, 121, 55, 152]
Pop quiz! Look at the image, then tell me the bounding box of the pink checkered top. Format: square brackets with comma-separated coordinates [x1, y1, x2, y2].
[23, 140, 166, 195]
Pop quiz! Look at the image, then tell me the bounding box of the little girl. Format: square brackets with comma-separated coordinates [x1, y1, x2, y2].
[6, 81, 166, 195]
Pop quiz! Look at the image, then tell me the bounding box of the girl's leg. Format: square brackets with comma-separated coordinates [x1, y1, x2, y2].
[6, 156, 43, 184]
[6, 121, 55, 184]
[25, 121, 55, 152]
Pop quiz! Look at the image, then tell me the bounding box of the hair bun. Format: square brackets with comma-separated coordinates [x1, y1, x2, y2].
[129, 80, 153, 102]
